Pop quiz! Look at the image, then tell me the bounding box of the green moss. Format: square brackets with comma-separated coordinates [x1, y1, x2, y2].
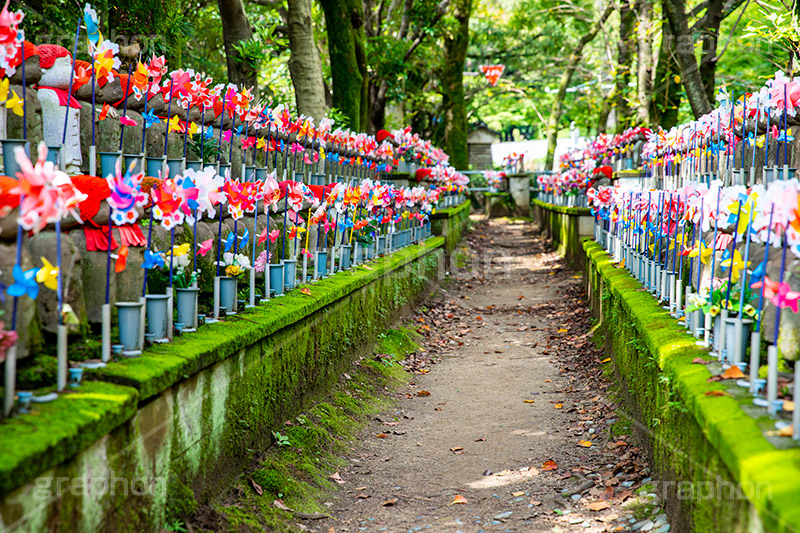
[212, 327, 414, 531]
[583, 239, 800, 532]
[0, 381, 139, 496]
[165, 477, 197, 525]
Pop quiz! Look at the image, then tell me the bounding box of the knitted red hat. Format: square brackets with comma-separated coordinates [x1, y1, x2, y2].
[594, 165, 613, 180]
[376, 129, 394, 143]
[37, 44, 70, 69]
[415, 168, 432, 182]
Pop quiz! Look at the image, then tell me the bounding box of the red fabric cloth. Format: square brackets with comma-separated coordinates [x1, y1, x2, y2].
[35, 85, 81, 109]
[118, 224, 146, 247]
[83, 222, 119, 252]
[376, 129, 394, 143]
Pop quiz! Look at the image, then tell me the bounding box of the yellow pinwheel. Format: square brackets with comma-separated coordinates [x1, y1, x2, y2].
[187, 121, 199, 136]
[719, 249, 750, 283]
[170, 243, 191, 257]
[6, 90, 24, 117]
[687, 240, 713, 265]
[36, 257, 59, 290]
[168, 115, 183, 134]
[728, 193, 758, 235]
[0, 78, 9, 103]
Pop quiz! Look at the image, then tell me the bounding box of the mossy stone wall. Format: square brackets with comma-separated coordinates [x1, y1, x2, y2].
[584, 239, 800, 532]
[431, 200, 471, 255]
[531, 199, 592, 270]
[0, 232, 449, 531]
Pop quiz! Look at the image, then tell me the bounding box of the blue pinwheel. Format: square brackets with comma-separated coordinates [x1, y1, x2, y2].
[143, 109, 161, 128]
[141, 250, 165, 270]
[239, 228, 250, 250]
[223, 232, 235, 253]
[203, 125, 214, 141]
[7, 264, 40, 300]
[749, 260, 766, 286]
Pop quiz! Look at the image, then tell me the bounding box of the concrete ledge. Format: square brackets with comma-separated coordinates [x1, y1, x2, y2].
[431, 200, 471, 254]
[531, 199, 592, 269]
[584, 239, 800, 532]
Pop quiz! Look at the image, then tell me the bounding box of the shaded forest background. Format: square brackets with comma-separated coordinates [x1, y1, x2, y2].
[16, 0, 800, 169]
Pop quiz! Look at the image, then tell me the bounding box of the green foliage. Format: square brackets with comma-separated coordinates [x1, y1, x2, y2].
[271, 431, 291, 447]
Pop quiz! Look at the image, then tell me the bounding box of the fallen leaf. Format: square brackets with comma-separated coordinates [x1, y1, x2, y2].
[577, 440, 592, 448]
[587, 501, 610, 511]
[376, 433, 388, 438]
[704, 390, 727, 397]
[250, 479, 263, 495]
[450, 446, 464, 454]
[449, 495, 468, 505]
[778, 425, 794, 437]
[721, 366, 746, 379]
[330, 472, 345, 485]
[475, 437, 486, 442]
[362, 265, 373, 270]
[531, 499, 542, 506]
[601, 358, 611, 363]
[300, 287, 312, 296]
[544, 379, 552, 383]
[784, 401, 795, 412]
[558, 328, 568, 333]
[356, 493, 370, 499]
[554, 403, 563, 409]
[382, 498, 398, 506]
[475, 315, 483, 320]
[512, 491, 525, 497]
[273, 499, 293, 511]
[541, 460, 558, 471]
[524, 399, 535, 404]
[691, 357, 710, 364]
[617, 490, 633, 501]
[417, 390, 431, 397]
[355, 486, 367, 491]
[518, 295, 525, 300]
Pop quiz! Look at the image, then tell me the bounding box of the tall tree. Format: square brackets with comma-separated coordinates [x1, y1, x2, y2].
[364, 0, 450, 133]
[635, 0, 655, 124]
[286, 0, 327, 120]
[440, 0, 472, 170]
[319, 0, 369, 130]
[662, 0, 748, 118]
[544, 2, 613, 170]
[614, 0, 636, 133]
[218, 0, 259, 91]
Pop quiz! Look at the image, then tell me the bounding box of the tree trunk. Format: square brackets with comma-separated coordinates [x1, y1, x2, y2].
[635, 0, 654, 124]
[287, 0, 327, 120]
[545, 3, 614, 170]
[440, 0, 472, 170]
[698, 0, 724, 104]
[649, 21, 682, 130]
[663, 0, 712, 117]
[218, 0, 258, 91]
[320, 0, 367, 130]
[368, 80, 389, 134]
[615, 0, 635, 133]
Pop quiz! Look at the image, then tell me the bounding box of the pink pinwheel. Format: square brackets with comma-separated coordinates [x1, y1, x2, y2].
[151, 178, 186, 229]
[106, 158, 147, 225]
[197, 238, 213, 256]
[187, 166, 225, 219]
[10, 143, 88, 232]
[0, 2, 24, 78]
[754, 276, 800, 313]
[241, 136, 256, 149]
[120, 115, 137, 127]
[222, 179, 246, 219]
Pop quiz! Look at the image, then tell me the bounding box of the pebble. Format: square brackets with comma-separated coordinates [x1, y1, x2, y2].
[654, 525, 671, 533]
[621, 481, 634, 488]
[632, 520, 653, 531]
[606, 418, 616, 424]
[513, 497, 525, 502]
[569, 518, 584, 525]
[494, 511, 513, 520]
[642, 477, 652, 484]
[571, 494, 581, 500]
[653, 514, 667, 527]
[588, 428, 595, 434]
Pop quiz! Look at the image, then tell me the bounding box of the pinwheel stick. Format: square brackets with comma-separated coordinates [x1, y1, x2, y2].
[738, 215, 753, 320]
[163, 78, 174, 160]
[217, 93, 227, 164]
[724, 200, 742, 305]
[105, 220, 113, 304]
[755, 206, 775, 333]
[119, 63, 132, 152]
[708, 188, 722, 292]
[21, 30, 26, 141]
[142, 208, 154, 297]
[772, 232, 789, 345]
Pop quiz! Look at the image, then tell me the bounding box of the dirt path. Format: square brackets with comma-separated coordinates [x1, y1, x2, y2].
[301, 217, 668, 533]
